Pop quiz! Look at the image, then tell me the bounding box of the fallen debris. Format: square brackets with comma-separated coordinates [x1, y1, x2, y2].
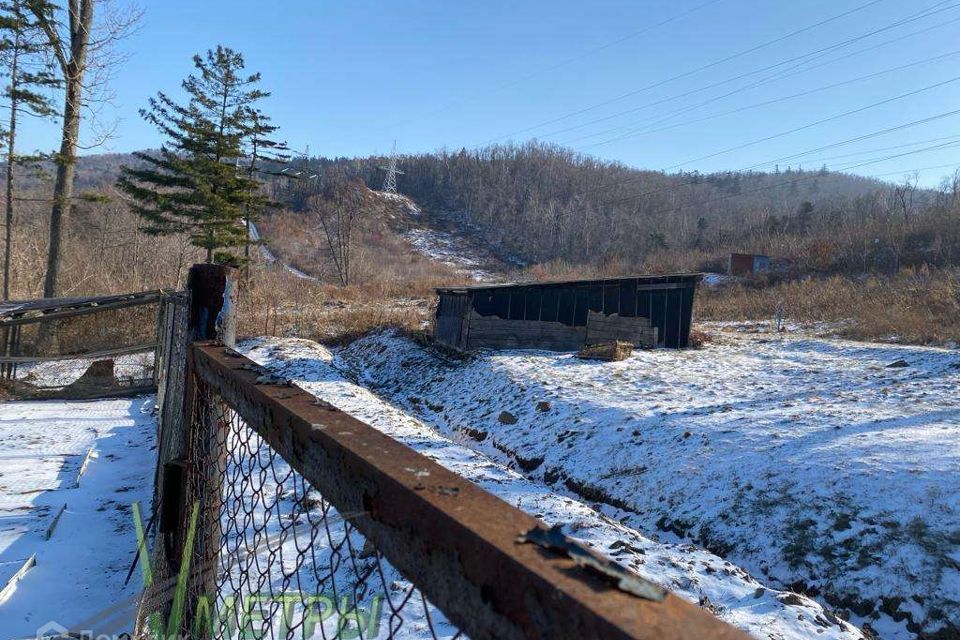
[577, 341, 633, 362]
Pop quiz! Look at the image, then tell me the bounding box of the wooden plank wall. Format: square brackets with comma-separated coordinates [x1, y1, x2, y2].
[584, 311, 657, 348]
[465, 310, 657, 351]
[466, 312, 587, 351]
[434, 293, 470, 349]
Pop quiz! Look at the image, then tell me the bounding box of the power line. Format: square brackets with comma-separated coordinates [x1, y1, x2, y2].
[740, 109, 960, 171]
[599, 108, 960, 204]
[476, 0, 912, 145]
[575, 49, 960, 149]
[870, 161, 960, 178]
[375, 0, 726, 133]
[535, 7, 960, 145]
[790, 134, 960, 166]
[608, 142, 960, 217]
[659, 75, 960, 171]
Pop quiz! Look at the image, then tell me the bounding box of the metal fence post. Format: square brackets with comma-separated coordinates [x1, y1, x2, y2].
[148, 263, 236, 638]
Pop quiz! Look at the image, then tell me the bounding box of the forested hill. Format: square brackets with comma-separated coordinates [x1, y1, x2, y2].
[56, 142, 954, 273]
[273, 142, 948, 272]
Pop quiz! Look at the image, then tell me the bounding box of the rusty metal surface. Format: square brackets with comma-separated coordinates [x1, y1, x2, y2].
[0, 289, 167, 326]
[191, 342, 751, 640]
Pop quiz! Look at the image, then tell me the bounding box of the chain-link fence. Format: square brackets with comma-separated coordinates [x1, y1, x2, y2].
[0, 291, 177, 399]
[137, 264, 747, 640]
[148, 380, 461, 639]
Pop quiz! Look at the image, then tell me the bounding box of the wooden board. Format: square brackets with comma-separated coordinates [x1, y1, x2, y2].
[585, 311, 657, 348]
[467, 315, 587, 351]
[465, 310, 658, 351]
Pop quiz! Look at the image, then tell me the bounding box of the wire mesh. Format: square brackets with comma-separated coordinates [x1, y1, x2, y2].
[140, 378, 464, 640]
[0, 294, 174, 398]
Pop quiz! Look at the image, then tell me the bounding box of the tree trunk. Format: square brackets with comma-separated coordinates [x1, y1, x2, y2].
[40, 0, 93, 298]
[42, 75, 82, 298]
[3, 42, 19, 301]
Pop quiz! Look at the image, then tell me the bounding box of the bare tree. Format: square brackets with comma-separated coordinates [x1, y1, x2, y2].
[310, 179, 375, 287]
[0, 0, 60, 299]
[25, 0, 139, 297]
[892, 174, 919, 223]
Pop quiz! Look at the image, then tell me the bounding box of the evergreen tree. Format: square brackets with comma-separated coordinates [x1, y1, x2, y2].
[117, 46, 281, 264]
[0, 0, 59, 299]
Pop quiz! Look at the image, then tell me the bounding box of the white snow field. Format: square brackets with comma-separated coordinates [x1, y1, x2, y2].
[335, 330, 960, 640]
[0, 396, 156, 638]
[243, 337, 868, 640]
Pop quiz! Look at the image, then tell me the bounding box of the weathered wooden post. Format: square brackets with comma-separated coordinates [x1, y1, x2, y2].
[148, 263, 236, 637]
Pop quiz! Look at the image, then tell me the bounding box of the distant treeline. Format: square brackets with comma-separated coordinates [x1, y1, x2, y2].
[19, 142, 960, 278]
[274, 142, 960, 276]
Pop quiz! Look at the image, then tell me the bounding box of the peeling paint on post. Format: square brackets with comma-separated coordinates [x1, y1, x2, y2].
[187, 264, 237, 346]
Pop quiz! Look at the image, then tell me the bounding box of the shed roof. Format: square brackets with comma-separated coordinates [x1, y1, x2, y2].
[436, 273, 703, 295]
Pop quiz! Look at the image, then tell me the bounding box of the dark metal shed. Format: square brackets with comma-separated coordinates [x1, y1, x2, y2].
[435, 274, 702, 352]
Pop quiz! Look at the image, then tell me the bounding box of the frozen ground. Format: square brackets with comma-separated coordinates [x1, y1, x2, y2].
[0, 396, 156, 638]
[387, 198, 517, 282]
[16, 352, 154, 389]
[336, 331, 960, 640]
[244, 337, 867, 640]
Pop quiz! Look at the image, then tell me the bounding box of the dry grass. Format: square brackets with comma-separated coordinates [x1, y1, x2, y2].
[256, 207, 471, 296]
[5, 198, 202, 300]
[238, 200, 478, 345]
[237, 261, 437, 345]
[696, 268, 960, 345]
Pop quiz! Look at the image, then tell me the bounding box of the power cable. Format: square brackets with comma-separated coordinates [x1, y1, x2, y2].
[477, 0, 942, 145]
[536, 8, 960, 145]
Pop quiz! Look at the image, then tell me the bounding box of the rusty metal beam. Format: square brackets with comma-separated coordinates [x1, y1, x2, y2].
[0, 342, 156, 364]
[0, 291, 166, 326]
[191, 342, 750, 640]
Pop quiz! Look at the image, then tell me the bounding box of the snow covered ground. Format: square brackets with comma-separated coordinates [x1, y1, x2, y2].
[244, 337, 868, 640]
[16, 352, 154, 389]
[336, 331, 960, 640]
[0, 396, 156, 638]
[384, 196, 517, 282]
[403, 227, 500, 281]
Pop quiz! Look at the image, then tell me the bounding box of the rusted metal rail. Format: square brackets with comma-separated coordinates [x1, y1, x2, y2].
[191, 340, 750, 640]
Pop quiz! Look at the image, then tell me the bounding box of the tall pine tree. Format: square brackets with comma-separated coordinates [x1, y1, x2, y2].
[0, 0, 59, 299]
[117, 46, 282, 264]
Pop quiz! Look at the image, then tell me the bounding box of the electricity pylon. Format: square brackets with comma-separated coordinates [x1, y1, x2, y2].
[379, 141, 404, 193]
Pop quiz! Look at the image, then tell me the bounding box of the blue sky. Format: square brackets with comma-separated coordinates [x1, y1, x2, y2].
[24, 0, 960, 185]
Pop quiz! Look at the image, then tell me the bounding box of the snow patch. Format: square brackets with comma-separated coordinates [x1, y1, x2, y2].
[0, 396, 156, 636]
[336, 331, 960, 640]
[241, 336, 867, 640]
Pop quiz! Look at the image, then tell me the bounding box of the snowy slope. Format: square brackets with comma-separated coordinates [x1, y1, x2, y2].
[336, 331, 960, 640]
[0, 396, 156, 637]
[244, 337, 866, 640]
[247, 219, 318, 281]
[372, 191, 514, 282]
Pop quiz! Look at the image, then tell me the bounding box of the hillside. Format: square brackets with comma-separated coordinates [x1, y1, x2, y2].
[6, 146, 957, 346]
[268, 143, 955, 276]
[47, 144, 955, 277]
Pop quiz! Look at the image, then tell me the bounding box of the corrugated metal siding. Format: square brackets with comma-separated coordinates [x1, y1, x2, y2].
[435, 275, 700, 351]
